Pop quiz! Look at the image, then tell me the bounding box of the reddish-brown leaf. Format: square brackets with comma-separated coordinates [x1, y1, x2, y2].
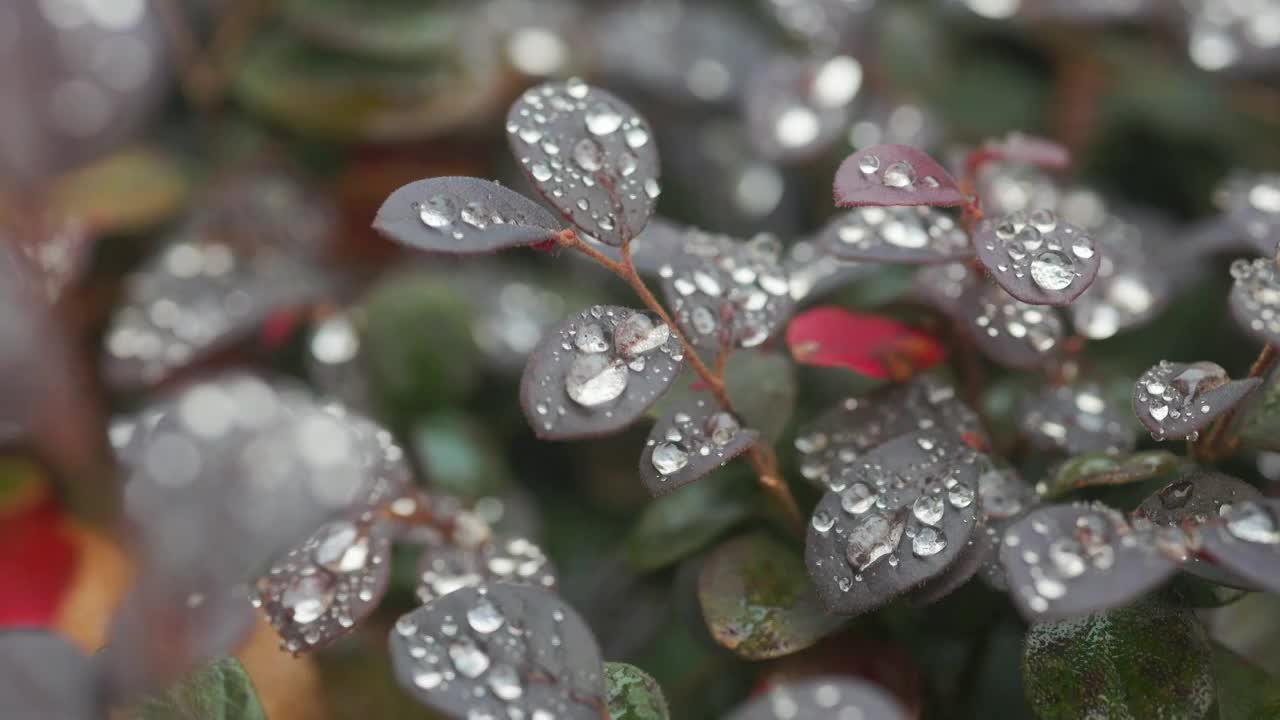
[834, 145, 966, 209]
[785, 307, 944, 380]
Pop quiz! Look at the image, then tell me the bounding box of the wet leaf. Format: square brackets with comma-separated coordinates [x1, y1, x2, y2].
[785, 307, 945, 381]
[1040, 451, 1180, 500]
[1217, 173, 1280, 258]
[625, 473, 755, 572]
[520, 305, 684, 440]
[659, 228, 794, 356]
[1133, 361, 1260, 442]
[726, 677, 908, 720]
[699, 532, 842, 660]
[1237, 368, 1280, 452]
[1068, 213, 1172, 340]
[784, 238, 875, 303]
[1022, 602, 1215, 720]
[972, 460, 1039, 591]
[794, 377, 986, 491]
[967, 133, 1071, 175]
[388, 584, 606, 720]
[416, 535, 558, 606]
[912, 261, 981, 318]
[805, 432, 981, 616]
[744, 55, 861, 163]
[1229, 258, 1280, 347]
[998, 504, 1183, 622]
[1198, 499, 1280, 595]
[373, 177, 564, 254]
[507, 79, 659, 246]
[640, 396, 758, 497]
[962, 284, 1065, 369]
[834, 145, 967, 209]
[605, 662, 670, 720]
[1019, 382, 1136, 456]
[818, 206, 972, 264]
[722, 351, 796, 443]
[130, 657, 266, 720]
[973, 210, 1101, 306]
[0, 630, 94, 720]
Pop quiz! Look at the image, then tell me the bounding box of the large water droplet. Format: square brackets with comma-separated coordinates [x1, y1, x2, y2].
[812, 510, 835, 533]
[449, 639, 491, 678]
[651, 442, 689, 475]
[565, 354, 628, 407]
[488, 664, 523, 700]
[1030, 250, 1075, 291]
[882, 161, 916, 189]
[912, 495, 944, 526]
[313, 521, 370, 573]
[418, 196, 457, 228]
[912, 526, 946, 557]
[706, 412, 740, 445]
[1227, 501, 1279, 544]
[840, 482, 877, 514]
[282, 572, 334, 625]
[467, 598, 505, 634]
[614, 313, 670, 358]
[1171, 362, 1228, 400]
[574, 323, 608, 353]
[573, 138, 604, 172]
[845, 511, 906, 571]
[585, 103, 623, 135]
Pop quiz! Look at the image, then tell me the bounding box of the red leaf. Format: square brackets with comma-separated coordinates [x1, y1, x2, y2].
[0, 497, 77, 627]
[834, 145, 967, 209]
[785, 307, 945, 380]
[965, 133, 1071, 177]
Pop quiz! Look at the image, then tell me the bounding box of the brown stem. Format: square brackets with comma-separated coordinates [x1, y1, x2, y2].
[1197, 344, 1277, 461]
[561, 230, 805, 532]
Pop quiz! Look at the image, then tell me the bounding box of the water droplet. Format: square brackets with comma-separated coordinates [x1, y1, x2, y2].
[841, 482, 877, 514]
[913, 495, 944, 525]
[413, 670, 443, 689]
[846, 511, 906, 571]
[859, 154, 880, 175]
[574, 323, 608, 353]
[1159, 480, 1194, 509]
[948, 483, 975, 509]
[573, 138, 604, 172]
[1227, 501, 1279, 544]
[418, 196, 457, 228]
[467, 598, 505, 634]
[1047, 538, 1086, 578]
[1171, 362, 1228, 400]
[449, 639, 491, 678]
[882, 161, 916, 189]
[565, 354, 628, 407]
[585, 102, 623, 135]
[312, 521, 369, 573]
[651, 442, 689, 475]
[282, 572, 334, 625]
[488, 664, 523, 700]
[530, 163, 553, 182]
[812, 510, 835, 533]
[614, 313, 670, 358]
[912, 526, 946, 557]
[1029, 250, 1075, 291]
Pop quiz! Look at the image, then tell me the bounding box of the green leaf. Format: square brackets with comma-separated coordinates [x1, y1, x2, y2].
[652, 351, 796, 444]
[1236, 370, 1280, 452]
[279, 0, 463, 60]
[411, 412, 510, 501]
[1023, 602, 1215, 720]
[130, 658, 265, 720]
[625, 471, 755, 573]
[1213, 645, 1280, 720]
[50, 146, 190, 235]
[698, 532, 842, 660]
[606, 662, 670, 720]
[1039, 451, 1182, 500]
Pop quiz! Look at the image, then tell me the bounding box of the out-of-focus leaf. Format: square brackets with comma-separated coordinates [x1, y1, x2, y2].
[818, 206, 972, 265]
[1199, 499, 1280, 595]
[1231, 258, 1280, 348]
[1019, 382, 1136, 456]
[786, 307, 945, 381]
[744, 55, 860, 163]
[50, 146, 189, 234]
[962, 284, 1065, 370]
[1213, 645, 1280, 720]
[605, 662, 670, 720]
[0, 630, 94, 720]
[1022, 602, 1215, 720]
[699, 532, 842, 660]
[412, 413, 511, 501]
[373, 177, 563, 254]
[834, 144, 966, 208]
[130, 657, 266, 720]
[0, 496, 76, 627]
[724, 352, 796, 443]
[279, 0, 463, 60]
[1237, 367, 1280, 452]
[625, 472, 754, 573]
[1039, 451, 1180, 500]
[727, 677, 908, 720]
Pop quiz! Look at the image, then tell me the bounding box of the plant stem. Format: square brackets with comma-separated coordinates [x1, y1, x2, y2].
[561, 230, 805, 532]
[1198, 344, 1277, 461]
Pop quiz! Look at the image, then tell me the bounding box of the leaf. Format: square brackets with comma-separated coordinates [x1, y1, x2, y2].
[1218, 173, 1280, 259]
[1231, 258, 1280, 347]
[520, 305, 684, 440]
[1039, 451, 1180, 500]
[1022, 602, 1215, 720]
[507, 79, 660, 246]
[805, 432, 981, 616]
[785, 307, 945, 381]
[784, 237, 876, 303]
[834, 144, 967, 208]
[727, 677, 908, 720]
[744, 55, 859, 162]
[1133, 361, 1260, 442]
[279, 0, 462, 60]
[388, 584, 606, 720]
[1237, 367, 1280, 452]
[417, 535, 557, 605]
[373, 177, 564, 254]
[254, 518, 392, 654]
[625, 472, 755, 572]
[49, 146, 190, 235]
[0, 630, 94, 720]
[1198, 499, 1280, 595]
[1019, 382, 1137, 457]
[130, 658, 266, 720]
[962, 284, 1065, 370]
[0, 497, 76, 627]
[640, 396, 758, 497]
[966, 133, 1071, 175]
[1213, 645, 1280, 720]
[818, 205, 973, 264]
[659, 228, 794, 356]
[411, 412, 512, 501]
[699, 532, 843, 660]
[1068, 213, 1172, 340]
[1137, 472, 1263, 590]
[998, 503, 1183, 622]
[722, 351, 796, 443]
[605, 662, 670, 720]
[973, 210, 1101, 306]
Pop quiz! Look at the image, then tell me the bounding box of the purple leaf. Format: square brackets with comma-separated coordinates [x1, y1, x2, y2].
[373, 177, 564, 254]
[1198, 499, 1280, 595]
[0, 630, 95, 720]
[1069, 213, 1172, 339]
[506, 79, 660, 246]
[818, 206, 973, 264]
[520, 305, 684, 440]
[1020, 382, 1136, 455]
[961, 284, 1065, 369]
[639, 396, 758, 497]
[1217, 173, 1280, 258]
[1230, 258, 1280, 346]
[416, 536, 558, 605]
[973, 210, 1101, 305]
[834, 145, 967, 209]
[727, 677, 906, 720]
[1133, 361, 1261, 442]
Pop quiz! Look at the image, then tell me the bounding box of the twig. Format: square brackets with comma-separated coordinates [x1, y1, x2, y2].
[559, 229, 805, 532]
[1197, 344, 1277, 461]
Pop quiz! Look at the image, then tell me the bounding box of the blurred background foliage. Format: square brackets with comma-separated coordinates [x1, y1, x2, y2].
[5, 0, 1280, 718]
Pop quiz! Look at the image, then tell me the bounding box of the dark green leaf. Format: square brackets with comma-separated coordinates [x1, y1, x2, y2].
[625, 471, 755, 572]
[1039, 451, 1181, 500]
[698, 532, 842, 660]
[411, 412, 511, 501]
[1236, 368, 1280, 452]
[652, 352, 796, 445]
[605, 662, 670, 720]
[130, 658, 265, 720]
[1212, 645, 1280, 720]
[1023, 602, 1215, 720]
[280, 0, 463, 60]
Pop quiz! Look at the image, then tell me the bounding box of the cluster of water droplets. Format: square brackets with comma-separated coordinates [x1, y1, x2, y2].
[853, 152, 942, 194]
[782, 238, 872, 302]
[825, 205, 970, 261]
[648, 401, 745, 478]
[1135, 361, 1231, 441]
[1070, 215, 1165, 339]
[507, 79, 659, 244]
[1019, 383, 1134, 455]
[981, 210, 1096, 295]
[527, 306, 683, 433]
[743, 678, 897, 720]
[1231, 257, 1280, 342]
[968, 286, 1064, 366]
[1004, 509, 1134, 615]
[104, 236, 325, 387]
[412, 190, 550, 244]
[255, 518, 388, 653]
[418, 537, 556, 605]
[660, 231, 792, 352]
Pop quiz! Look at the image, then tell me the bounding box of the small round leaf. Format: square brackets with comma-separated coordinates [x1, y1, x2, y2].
[819, 206, 972, 264]
[640, 396, 758, 497]
[1019, 383, 1137, 456]
[962, 284, 1065, 369]
[1133, 361, 1261, 442]
[373, 177, 564, 254]
[834, 145, 967, 209]
[744, 55, 861, 163]
[1198, 499, 1280, 595]
[1218, 173, 1280, 258]
[973, 210, 1100, 306]
[1230, 257, 1280, 346]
